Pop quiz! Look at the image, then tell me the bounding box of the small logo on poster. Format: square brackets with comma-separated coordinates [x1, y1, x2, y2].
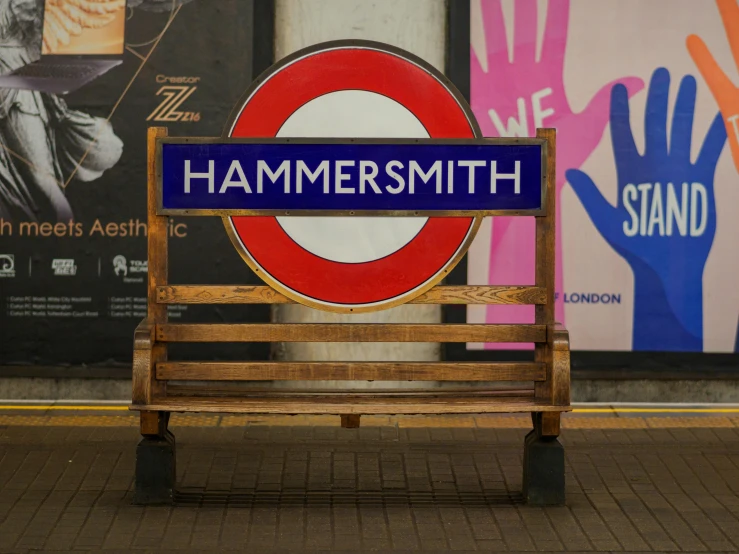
[0, 254, 15, 278]
[147, 76, 201, 122]
[52, 259, 77, 276]
[113, 255, 127, 276]
[113, 255, 147, 283]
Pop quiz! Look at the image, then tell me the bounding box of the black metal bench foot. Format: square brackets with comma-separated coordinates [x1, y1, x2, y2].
[134, 430, 176, 505]
[522, 429, 565, 506]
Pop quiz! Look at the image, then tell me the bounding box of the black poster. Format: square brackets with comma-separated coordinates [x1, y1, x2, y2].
[0, 0, 271, 368]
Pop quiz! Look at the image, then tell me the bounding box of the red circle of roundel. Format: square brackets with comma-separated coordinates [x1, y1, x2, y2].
[228, 46, 476, 306]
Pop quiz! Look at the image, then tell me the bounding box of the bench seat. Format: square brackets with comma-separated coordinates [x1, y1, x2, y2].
[133, 392, 572, 415]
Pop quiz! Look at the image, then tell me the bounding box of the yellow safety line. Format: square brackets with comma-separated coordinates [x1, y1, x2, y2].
[574, 408, 739, 413]
[0, 406, 738, 413]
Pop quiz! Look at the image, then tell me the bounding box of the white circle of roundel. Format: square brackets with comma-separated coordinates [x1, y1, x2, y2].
[274, 90, 429, 264]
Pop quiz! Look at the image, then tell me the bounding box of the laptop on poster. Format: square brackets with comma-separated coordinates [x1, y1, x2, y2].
[0, 0, 125, 95]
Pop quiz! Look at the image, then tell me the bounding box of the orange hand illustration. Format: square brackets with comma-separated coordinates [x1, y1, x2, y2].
[687, 0, 739, 172]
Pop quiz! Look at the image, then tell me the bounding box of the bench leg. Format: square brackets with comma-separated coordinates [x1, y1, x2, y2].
[340, 414, 360, 428]
[134, 411, 175, 505]
[522, 412, 565, 506]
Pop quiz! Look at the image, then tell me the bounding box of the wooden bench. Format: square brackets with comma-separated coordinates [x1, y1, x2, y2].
[131, 126, 571, 506]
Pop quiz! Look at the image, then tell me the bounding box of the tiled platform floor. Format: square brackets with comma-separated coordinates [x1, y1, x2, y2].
[1, 410, 738, 553]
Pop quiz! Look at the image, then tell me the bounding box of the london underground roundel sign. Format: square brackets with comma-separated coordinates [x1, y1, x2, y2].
[223, 40, 482, 313]
[159, 41, 545, 311]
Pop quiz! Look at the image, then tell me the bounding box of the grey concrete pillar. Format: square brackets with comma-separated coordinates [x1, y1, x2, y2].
[273, 0, 447, 367]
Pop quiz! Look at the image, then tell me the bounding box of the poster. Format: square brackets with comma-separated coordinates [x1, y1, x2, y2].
[468, 0, 739, 352]
[0, 0, 270, 367]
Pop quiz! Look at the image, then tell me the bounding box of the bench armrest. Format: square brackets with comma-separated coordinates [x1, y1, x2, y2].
[134, 318, 154, 350]
[549, 322, 571, 406]
[132, 318, 159, 406]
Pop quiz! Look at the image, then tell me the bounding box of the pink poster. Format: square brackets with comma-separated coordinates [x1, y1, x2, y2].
[467, 0, 739, 352]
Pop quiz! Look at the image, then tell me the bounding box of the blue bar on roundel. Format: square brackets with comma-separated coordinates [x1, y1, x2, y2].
[159, 141, 543, 213]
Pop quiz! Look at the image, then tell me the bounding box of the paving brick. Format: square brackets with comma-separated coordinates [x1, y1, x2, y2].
[0, 414, 737, 552]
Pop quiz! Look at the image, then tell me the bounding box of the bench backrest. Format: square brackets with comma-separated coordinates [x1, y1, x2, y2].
[132, 126, 569, 414]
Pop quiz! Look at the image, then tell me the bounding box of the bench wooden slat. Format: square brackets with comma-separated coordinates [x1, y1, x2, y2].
[156, 323, 546, 343]
[165, 387, 536, 397]
[156, 285, 547, 305]
[166, 381, 535, 399]
[156, 361, 547, 381]
[132, 394, 572, 414]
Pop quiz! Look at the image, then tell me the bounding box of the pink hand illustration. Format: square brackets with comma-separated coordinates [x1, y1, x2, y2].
[471, 0, 643, 344]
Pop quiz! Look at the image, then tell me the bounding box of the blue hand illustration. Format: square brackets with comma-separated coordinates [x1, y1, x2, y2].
[567, 68, 726, 351]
